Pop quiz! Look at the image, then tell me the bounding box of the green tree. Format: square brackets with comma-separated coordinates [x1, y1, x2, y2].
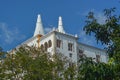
[0, 47, 7, 80]
[0, 47, 6, 59]
[78, 56, 115, 80]
[0, 46, 76, 80]
[84, 8, 120, 57]
[82, 8, 120, 79]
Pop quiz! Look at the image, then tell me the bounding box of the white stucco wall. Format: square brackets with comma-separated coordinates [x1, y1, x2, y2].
[40, 33, 55, 54]
[27, 37, 38, 47]
[18, 31, 108, 63]
[55, 32, 78, 63]
[78, 43, 108, 63]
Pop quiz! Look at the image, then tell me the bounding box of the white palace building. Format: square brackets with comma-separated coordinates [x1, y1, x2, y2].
[14, 14, 108, 63]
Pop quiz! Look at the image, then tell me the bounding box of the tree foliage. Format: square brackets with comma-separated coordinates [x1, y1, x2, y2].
[0, 46, 76, 80]
[1, 7, 120, 80]
[84, 8, 120, 57]
[83, 8, 120, 79]
[0, 47, 6, 59]
[78, 56, 115, 80]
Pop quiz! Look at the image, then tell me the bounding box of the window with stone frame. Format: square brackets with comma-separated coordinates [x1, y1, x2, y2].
[57, 39, 61, 48]
[68, 43, 73, 51]
[69, 53, 72, 58]
[41, 44, 44, 51]
[44, 42, 48, 51]
[79, 49, 84, 58]
[69, 62, 74, 67]
[48, 40, 52, 48]
[96, 55, 100, 62]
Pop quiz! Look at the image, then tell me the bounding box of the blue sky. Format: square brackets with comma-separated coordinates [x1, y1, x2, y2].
[0, 0, 120, 51]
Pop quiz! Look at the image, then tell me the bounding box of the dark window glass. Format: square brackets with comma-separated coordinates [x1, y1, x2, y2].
[69, 53, 72, 58]
[79, 49, 84, 58]
[96, 55, 100, 62]
[57, 39, 61, 48]
[69, 62, 74, 67]
[44, 42, 48, 51]
[68, 43, 73, 51]
[41, 44, 44, 50]
[48, 40, 52, 47]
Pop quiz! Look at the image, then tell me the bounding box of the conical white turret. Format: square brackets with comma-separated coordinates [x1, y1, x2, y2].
[58, 16, 65, 33]
[33, 14, 44, 37]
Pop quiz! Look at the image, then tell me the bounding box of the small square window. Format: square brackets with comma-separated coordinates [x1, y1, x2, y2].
[79, 49, 84, 58]
[69, 53, 72, 58]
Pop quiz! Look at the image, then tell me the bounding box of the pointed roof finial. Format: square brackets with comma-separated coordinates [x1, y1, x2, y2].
[58, 16, 65, 33]
[37, 14, 41, 22]
[33, 14, 44, 37]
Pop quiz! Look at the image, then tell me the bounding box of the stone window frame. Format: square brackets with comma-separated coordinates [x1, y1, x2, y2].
[48, 40, 52, 48]
[78, 49, 84, 58]
[44, 42, 48, 51]
[68, 43, 73, 51]
[41, 44, 44, 50]
[96, 54, 101, 62]
[69, 53, 72, 58]
[57, 39, 62, 48]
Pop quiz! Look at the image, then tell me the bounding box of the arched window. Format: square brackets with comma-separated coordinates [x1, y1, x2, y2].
[41, 44, 44, 51]
[48, 40, 52, 48]
[44, 42, 48, 51]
